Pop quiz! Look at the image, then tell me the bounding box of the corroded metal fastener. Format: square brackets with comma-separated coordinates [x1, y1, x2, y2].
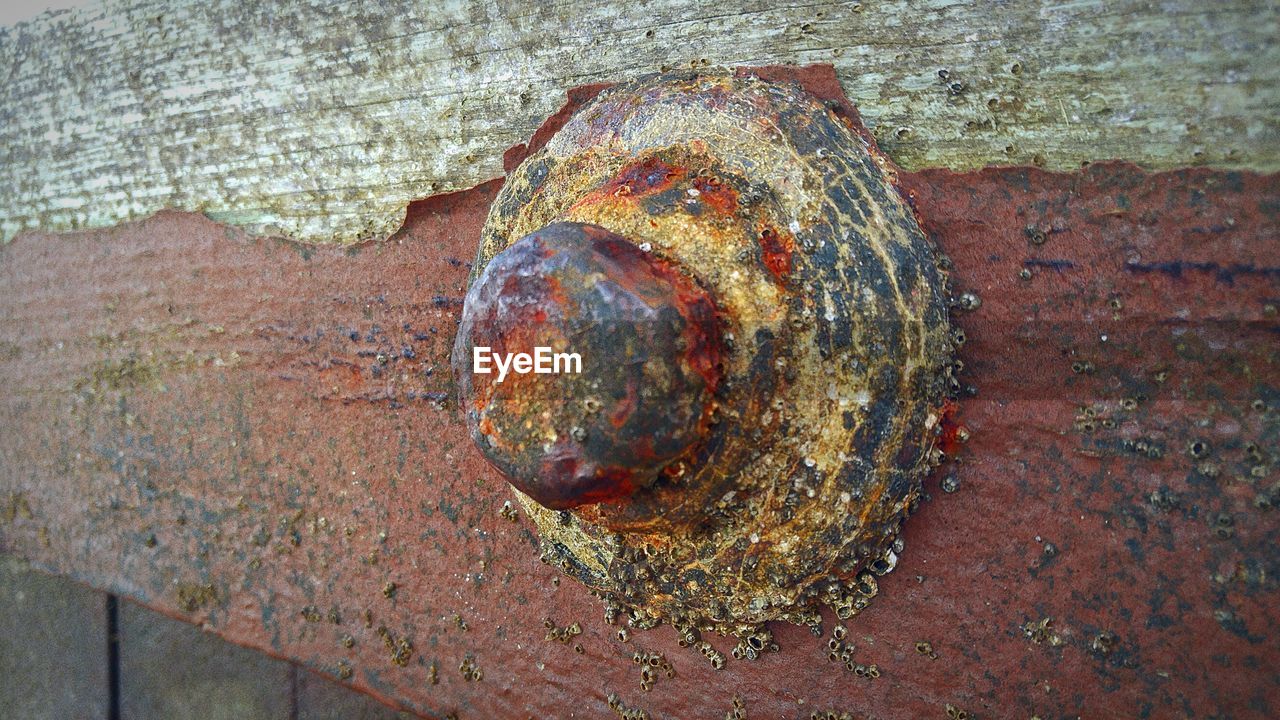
[452, 70, 953, 647]
[452, 220, 724, 510]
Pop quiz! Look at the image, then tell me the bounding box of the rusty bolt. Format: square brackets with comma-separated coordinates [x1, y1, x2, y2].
[452, 221, 724, 510]
[452, 72, 953, 639]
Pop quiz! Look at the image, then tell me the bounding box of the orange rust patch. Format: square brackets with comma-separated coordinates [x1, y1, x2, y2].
[758, 225, 794, 280]
[937, 398, 962, 455]
[601, 156, 684, 197]
[690, 175, 739, 214]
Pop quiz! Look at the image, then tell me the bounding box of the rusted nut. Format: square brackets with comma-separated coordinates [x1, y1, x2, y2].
[452, 221, 723, 510]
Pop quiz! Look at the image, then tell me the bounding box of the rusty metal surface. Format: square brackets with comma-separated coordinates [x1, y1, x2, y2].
[2, 67, 1278, 719]
[453, 220, 726, 512]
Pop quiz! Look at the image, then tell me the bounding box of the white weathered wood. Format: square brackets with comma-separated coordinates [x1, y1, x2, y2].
[1, 0, 1276, 244]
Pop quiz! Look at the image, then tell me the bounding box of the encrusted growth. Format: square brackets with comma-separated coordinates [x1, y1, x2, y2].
[457, 70, 953, 648]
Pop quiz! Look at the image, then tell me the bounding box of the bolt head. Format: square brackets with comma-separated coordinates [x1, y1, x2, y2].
[452, 221, 724, 510]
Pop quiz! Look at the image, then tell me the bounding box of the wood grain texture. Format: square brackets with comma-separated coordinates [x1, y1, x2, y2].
[1, 0, 1277, 245]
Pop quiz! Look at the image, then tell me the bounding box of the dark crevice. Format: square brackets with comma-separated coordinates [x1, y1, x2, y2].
[289, 664, 299, 720]
[106, 595, 120, 720]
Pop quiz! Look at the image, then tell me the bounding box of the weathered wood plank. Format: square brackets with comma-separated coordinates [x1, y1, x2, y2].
[1, 0, 1277, 244]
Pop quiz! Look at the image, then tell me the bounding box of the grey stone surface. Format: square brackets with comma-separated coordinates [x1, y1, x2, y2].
[296, 669, 419, 720]
[0, 554, 426, 718]
[0, 555, 110, 720]
[117, 598, 293, 720]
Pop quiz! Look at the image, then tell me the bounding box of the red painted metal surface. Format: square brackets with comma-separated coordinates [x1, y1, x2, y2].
[1, 67, 1277, 719]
